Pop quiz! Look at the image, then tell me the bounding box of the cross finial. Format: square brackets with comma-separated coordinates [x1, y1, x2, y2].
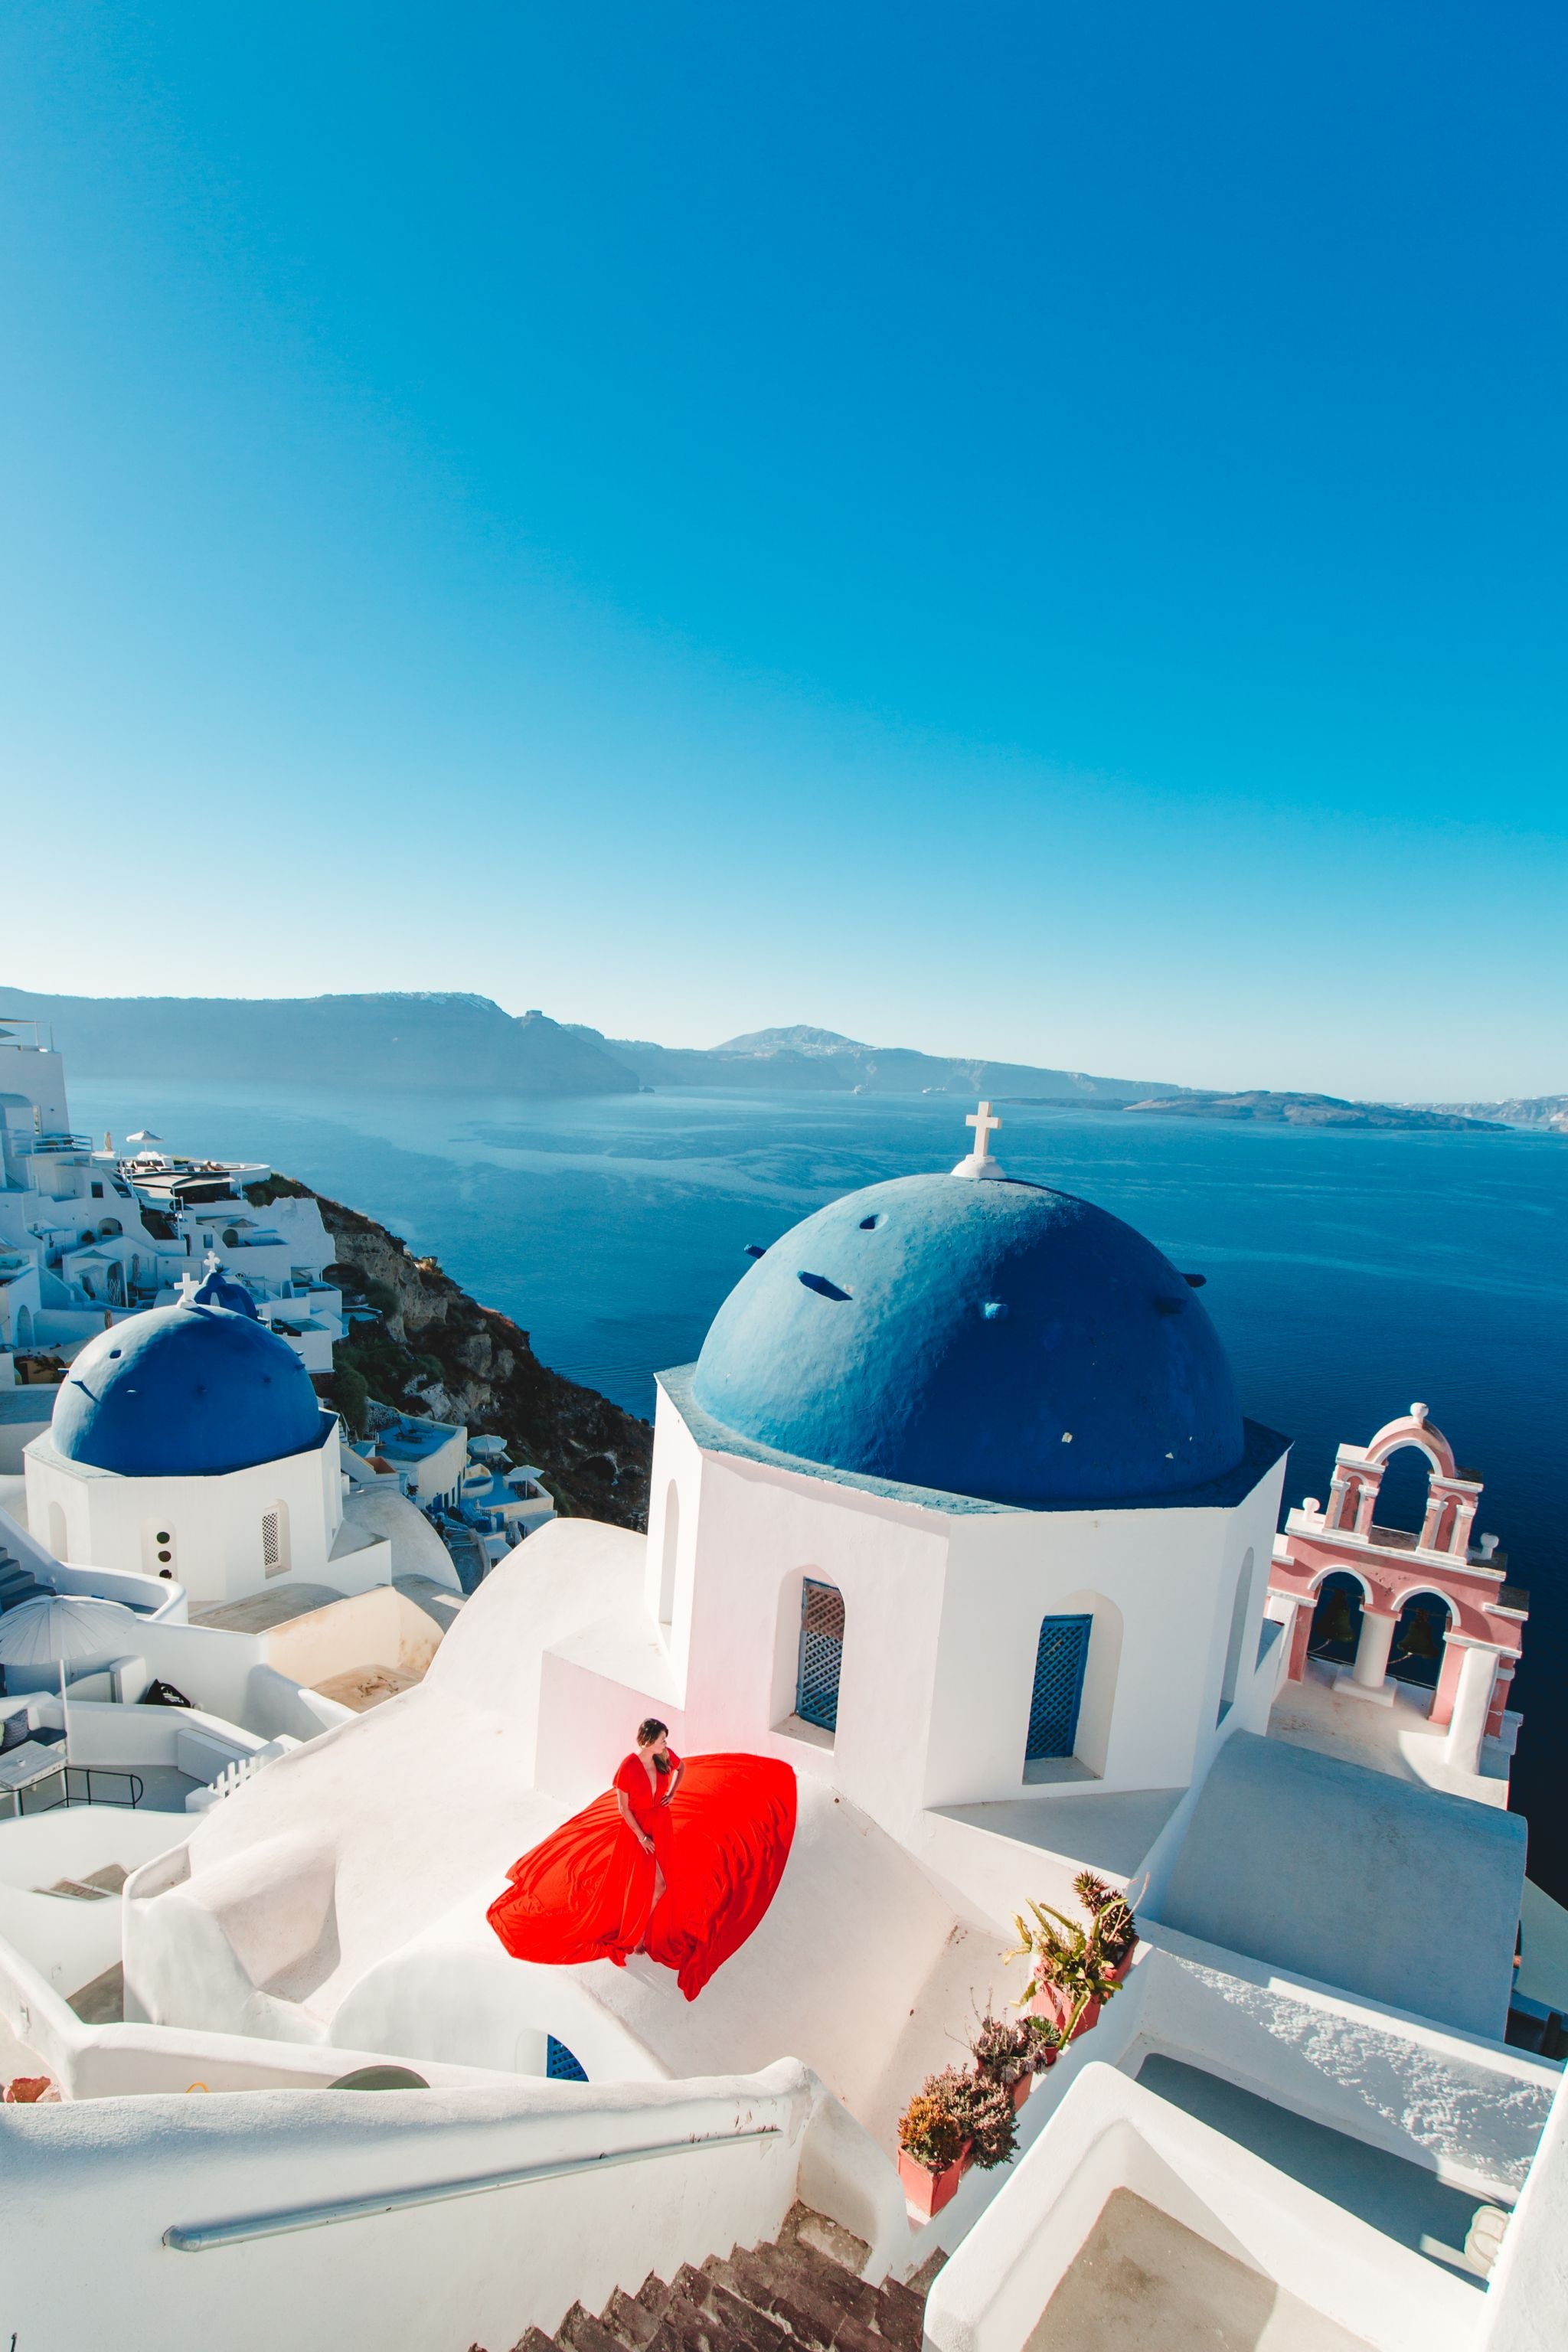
[202, 1246, 222, 1276]
[966, 1101, 1001, 1161]
[952, 1099, 1005, 1180]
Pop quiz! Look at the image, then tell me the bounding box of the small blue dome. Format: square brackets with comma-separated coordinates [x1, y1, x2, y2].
[191, 1264, 261, 1318]
[51, 1298, 326, 1478]
[691, 1173, 1244, 1507]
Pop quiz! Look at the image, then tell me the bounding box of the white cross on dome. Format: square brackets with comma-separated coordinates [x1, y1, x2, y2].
[952, 1099, 1005, 1180]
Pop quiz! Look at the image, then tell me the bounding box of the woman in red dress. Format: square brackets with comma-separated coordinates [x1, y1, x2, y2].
[488, 1719, 795, 2001]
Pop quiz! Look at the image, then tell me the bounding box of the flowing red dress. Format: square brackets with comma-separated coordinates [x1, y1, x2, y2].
[487, 1752, 796, 2001]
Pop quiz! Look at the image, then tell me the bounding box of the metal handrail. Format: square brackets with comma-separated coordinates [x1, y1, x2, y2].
[64, 1766, 144, 1809]
[164, 2123, 780, 2252]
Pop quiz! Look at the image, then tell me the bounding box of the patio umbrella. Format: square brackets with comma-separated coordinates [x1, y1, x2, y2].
[123, 1130, 164, 1147]
[0, 1596, 141, 1762]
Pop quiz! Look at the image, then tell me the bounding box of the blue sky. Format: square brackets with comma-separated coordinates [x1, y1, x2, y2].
[2, 2, 1563, 1096]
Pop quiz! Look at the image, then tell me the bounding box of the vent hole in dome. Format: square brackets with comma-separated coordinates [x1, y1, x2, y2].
[858, 1214, 884, 1230]
[109, 1348, 122, 1358]
[798, 1271, 851, 1302]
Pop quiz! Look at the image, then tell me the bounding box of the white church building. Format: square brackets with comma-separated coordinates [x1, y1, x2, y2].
[21, 1259, 398, 1614]
[3, 1106, 1564, 2352]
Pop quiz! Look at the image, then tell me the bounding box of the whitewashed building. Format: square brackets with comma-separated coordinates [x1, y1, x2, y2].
[2, 1104, 1563, 2352]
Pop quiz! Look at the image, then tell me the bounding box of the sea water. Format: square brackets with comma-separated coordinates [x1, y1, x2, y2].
[69, 1079, 1568, 1891]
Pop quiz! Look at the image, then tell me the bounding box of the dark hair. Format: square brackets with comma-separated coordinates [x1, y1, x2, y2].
[636, 1717, 668, 1747]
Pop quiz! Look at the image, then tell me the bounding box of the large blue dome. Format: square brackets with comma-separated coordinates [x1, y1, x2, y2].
[51, 1298, 327, 1478]
[691, 1173, 1245, 1508]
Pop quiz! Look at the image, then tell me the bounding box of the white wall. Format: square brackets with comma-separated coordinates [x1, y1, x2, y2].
[634, 1386, 1286, 1855]
[24, 1420, 349, 1612]
[0, 2059, 902, 2352]
[925, 2063, 1479, 2352]
[1481, 2073, 1568, 2351]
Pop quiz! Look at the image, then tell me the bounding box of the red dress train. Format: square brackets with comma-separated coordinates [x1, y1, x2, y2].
[487, 1752, 796, 2001]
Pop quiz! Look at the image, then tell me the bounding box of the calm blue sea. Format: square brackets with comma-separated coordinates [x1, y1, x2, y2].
[70, 1079, 1568, 1893]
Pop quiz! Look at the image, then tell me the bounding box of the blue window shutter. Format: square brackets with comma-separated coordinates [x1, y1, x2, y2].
[796, 1578, 845, 1732]
[1026, 1615, 1092, 1760]
[545, 2035, 587, 2081]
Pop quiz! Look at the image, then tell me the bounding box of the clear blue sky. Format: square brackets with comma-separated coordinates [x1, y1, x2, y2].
[2, 3, 1563, 1096]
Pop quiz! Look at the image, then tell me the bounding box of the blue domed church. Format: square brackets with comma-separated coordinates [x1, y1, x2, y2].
[24, 1259, 361, 1611]
[614, 1108, 1293, 1915]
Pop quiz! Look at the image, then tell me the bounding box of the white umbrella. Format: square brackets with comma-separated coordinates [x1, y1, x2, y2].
[0, 1596, 141, 1763]
[124, 1129, 164, 1147]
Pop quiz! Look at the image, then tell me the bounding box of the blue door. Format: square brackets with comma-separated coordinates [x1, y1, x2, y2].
[796, 1578, 845, 1731]
[1027, 1615, 1092, 1760]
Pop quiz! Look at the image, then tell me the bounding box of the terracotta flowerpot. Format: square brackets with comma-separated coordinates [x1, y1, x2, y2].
[3, 2076, 58, 2103]
[1027, 1981, 1099, 2040]
[1025, 1980, 1071, 2032]
[1010, 2075, 1032, 2112]
[898, 2141, 971, 2220]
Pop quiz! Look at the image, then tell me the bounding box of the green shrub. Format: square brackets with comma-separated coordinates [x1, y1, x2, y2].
[326, 1365, 371, 1436]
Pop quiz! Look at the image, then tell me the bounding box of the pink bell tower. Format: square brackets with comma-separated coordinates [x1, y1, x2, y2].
[1266, 1405, 1527, 1781]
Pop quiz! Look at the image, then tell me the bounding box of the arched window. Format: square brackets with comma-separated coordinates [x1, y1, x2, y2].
[1217, 1548, 1255, 1721]
[795, 1579, 844, 1733]
[262, 1502, 290, 1578]
[658, 1482, 679, 1628]
[1026, 1615, 1092, 1762]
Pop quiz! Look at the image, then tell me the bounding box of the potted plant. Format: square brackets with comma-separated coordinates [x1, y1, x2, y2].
[950, 2068, 1020, 2172]
[1024, 2015, 1064, 2072]
[897, 2070, 973, 2220]
[1004, 1874, 1141, 2043]
[1074, 1870, 1139, 1978]
[970, 2012, 1040, 2111]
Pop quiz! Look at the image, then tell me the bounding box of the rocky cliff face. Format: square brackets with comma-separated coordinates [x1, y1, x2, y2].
[302, 1184, 652, 1530]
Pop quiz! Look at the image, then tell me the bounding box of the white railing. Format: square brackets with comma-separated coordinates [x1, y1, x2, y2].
[185, 1736, 298, 1813]
[164, 2125, 781, 2250]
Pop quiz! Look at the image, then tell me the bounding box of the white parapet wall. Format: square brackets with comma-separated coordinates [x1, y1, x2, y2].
[926, 2062, 1484, 2352]
[0, 2057, 908, 2352]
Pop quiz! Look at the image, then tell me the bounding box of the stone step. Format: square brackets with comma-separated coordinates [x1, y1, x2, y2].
[765, 2235, 880, 2324]
[696, 2275, 793, 2352]
[603, 2287, 662, 2350]
[645, 2291, 739, 2352]
[719, 2246, 885, 2352]
[499, 2205, 935, 2352]
[864, 2279, 925, 2352]
[560, 2303, 631, 2352]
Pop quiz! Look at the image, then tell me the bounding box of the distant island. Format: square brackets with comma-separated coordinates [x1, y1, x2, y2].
[1125, 1090, 1506, 1132]
[1, 989, 1557, 1129]
[0, 991, 1182, 1105]
[575, 1021, 1177, 1102]
[1417, 1095, 1568, 1134]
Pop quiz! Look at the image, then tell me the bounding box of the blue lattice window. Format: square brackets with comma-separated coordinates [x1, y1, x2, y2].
[1026, 1615, 1091, 1761]
[545, 2035, 586, 2081]
[796, 1578, 844, 1733]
